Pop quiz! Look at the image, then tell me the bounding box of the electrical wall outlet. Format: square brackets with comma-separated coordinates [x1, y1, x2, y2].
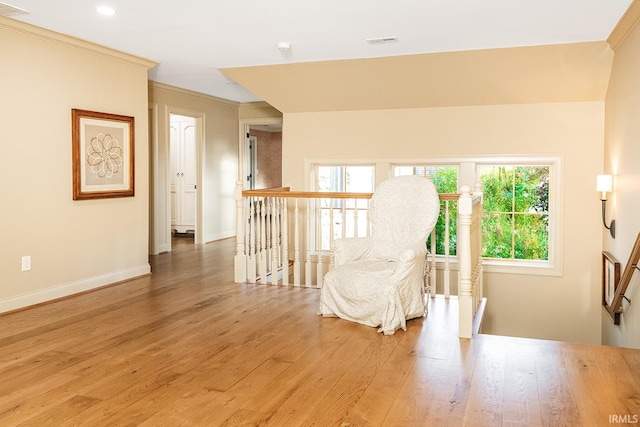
[21, 256, 31, 272]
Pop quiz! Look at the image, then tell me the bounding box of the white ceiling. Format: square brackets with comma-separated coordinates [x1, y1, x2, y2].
[6, 0, 633, 103]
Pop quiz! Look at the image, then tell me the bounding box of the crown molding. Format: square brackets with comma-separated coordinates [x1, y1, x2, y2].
[608, 0, 640, 51]
[0, 15, 155, 69]
[148, 81, 241, 107]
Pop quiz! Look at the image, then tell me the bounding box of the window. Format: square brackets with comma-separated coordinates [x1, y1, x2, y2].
[309, 157, 561, 275]
[316, 165, 374, 250]
[479, 165, 550, 261]
[394, 165, 458, 255]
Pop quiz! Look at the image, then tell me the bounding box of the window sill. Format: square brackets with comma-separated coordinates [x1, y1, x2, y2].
[482, 259, 562, 277]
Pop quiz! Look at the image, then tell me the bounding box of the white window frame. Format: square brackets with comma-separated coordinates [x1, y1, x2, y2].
[306, 155, 563, 276]
[473, 156, 562, 276]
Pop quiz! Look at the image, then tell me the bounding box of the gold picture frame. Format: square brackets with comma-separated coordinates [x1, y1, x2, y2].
[72, 109, 134, 200]
[602, 251, 621, 324]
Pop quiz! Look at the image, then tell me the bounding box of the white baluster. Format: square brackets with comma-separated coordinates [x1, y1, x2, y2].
[305, 199, 312, 287]
[366, 199, 372, 237]
[474, 182, 484, 311]
[341, 199, 346, 239]
[458, 186, 473, 339]
[352, 198, 360, 238]
[266, 198, 272, 275]
[430, 228, 436, 298]
[271, 197, 279, 284]
[260, 198, 267, 284]
[282, 197, 289, 286]
[444, 200, 451, 299]
[316, 198, 324, 288]
[248, 198, 257, 283]
[330, 199, 336, 268]
[293, 199, 301, 286]
[234, 180, 247, 283]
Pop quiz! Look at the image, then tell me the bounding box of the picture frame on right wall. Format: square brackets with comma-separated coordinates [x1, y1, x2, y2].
[602, 251, 620, 315]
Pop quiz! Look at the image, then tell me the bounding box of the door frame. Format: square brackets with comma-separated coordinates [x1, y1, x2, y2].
[245, 135, 258, 190]
[238, 117, 283, 191]
[150, 105, 205, 254]
[169, 113, 198, 234]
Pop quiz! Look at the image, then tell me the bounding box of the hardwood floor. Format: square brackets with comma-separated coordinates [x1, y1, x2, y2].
[1, 237, 639, 426]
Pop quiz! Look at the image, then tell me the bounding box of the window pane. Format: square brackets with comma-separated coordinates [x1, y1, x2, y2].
[482, 213, 513, 259]
[426, 201, 457, 255]
[481, 163, 552, 262]
[394, 165, 458, 193]
[480, 166, 514, 213]
[514, 166, 549, 213]
[428, 166, 458, 193]
[514, 213, 549, 260]
[317, 166, 344, 192]
[394, 166, 414, 176]
[345, 166, 374, 192]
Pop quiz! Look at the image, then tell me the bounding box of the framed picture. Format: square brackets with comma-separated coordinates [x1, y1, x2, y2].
[72, 109, 134, 200]
[602, 251, 620, 321]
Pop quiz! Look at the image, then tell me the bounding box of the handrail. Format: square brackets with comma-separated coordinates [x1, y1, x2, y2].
[606, 231, 640, 323]
[243, 187, 461, 201]
[234, 182, 484, 338]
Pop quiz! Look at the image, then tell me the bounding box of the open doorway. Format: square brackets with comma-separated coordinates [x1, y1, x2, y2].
[149, 105, 204, 255]
[242, 121, 283, 190]
[170, 114, 197, 245]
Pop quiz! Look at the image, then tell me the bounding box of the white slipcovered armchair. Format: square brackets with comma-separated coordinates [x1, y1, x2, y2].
[318, 175, 440, 335]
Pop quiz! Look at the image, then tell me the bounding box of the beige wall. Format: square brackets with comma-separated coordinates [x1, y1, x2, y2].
[240, 102, 282, 119]
[148, 83, 240, 250]
[283, 102, 604, 344]
[602, 21, 640, 349]
[223, 42, 612, 113]
[0, 18, 153, 311]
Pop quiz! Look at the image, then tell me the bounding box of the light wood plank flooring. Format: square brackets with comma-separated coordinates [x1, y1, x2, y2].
[1, 236, 640, 426]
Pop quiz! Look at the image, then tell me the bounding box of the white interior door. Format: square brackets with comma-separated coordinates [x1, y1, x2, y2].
[170, 114, 197, 233]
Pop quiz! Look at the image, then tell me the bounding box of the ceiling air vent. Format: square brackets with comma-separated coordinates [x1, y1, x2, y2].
[0, 2, 29, 16]
[365, 36, 399, 45]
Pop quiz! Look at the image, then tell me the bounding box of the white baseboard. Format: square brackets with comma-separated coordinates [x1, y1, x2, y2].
[205, 230, 234, 243]
[0, 264, 151, 314]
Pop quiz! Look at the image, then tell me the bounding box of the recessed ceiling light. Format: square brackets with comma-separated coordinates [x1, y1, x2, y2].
[96, 5, 116, 16]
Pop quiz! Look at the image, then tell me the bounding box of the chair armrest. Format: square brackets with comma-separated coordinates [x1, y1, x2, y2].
[393, 244, 427, 280]
[333, 237, 373, 265]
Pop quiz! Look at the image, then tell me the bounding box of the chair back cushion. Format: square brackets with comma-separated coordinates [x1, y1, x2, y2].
[368, 175, 440, 260]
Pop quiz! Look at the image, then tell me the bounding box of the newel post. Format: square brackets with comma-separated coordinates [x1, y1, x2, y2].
[234, 180, 247, 283]
[458, 185, 473, 338]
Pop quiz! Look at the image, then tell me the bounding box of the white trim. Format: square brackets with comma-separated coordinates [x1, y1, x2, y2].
[0, 265, 151, 314]
[149, 102, 168, 255]
[304, 154, 563, 276]
[239, 117, 284, 186]
[205, 230, 235, 243]
[482, 259, 560, 276]
[166, 106, 206, 246]
[473, 155, 563, 276]
[0, 16, 156, 69]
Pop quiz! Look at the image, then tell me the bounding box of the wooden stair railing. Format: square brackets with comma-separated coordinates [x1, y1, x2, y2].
[605, 232, 640, 324]
[233, 182, 484, 338]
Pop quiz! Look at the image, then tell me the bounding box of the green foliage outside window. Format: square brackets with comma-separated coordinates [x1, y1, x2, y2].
[480, 166, 549, 260]
[424, 167, 458, 256]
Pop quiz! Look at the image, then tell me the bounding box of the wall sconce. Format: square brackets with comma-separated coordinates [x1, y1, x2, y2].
[597, 174, 615, 238]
